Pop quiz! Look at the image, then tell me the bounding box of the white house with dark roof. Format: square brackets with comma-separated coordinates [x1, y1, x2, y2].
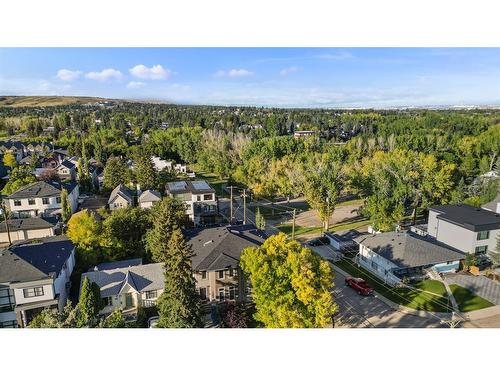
[165, 180, 219, 226]
[0, 236, 75, 328]
[80, 261, 164, 318]
[0, 217, 59, 244]
[108, 184, 134, 210]
[187, 224, 267, 302]
[425, 204, 500, 255]
[355, 231, 465, 285]
[55, 159, 77, 181]
[138, 189, 161, 209]
[5, 180, 79, 219]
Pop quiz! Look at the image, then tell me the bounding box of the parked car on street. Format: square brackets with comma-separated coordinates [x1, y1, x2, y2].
[345, 276, 374, 296]
[307, 236, 329, 246]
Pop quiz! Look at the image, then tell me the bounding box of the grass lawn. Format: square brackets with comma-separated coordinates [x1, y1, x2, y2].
[336, 198, 365, 207]
[334, 259, 452, 312]
[329, 218, 371, 232]
[449, 284, 494, 312]
[250, 205, 294, 220]
[276, 224, 323, 237]
[189, 168, 228, 197]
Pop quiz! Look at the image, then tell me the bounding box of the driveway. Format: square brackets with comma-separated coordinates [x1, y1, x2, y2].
[443, 273, 500, 305]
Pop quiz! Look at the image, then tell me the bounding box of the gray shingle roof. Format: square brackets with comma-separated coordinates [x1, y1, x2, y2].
[108, 184, 134, 204]
[0, 216, 58, 233]
[138, 189, 161, 203]
[355, 231, 465, 269]
[187, 224, 267, 271]
[81, 262, 164, 298]
[0, 236, 74, 284]
[91, 258, 143, 271]
[7, 180, 77, 199]
[430, 204, 500, 231]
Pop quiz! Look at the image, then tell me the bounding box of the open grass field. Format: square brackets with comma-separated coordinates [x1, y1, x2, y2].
[450, 284, 494, 312]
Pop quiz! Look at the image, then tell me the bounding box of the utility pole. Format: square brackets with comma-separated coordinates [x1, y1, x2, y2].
[0, 200, 11, 246]
[292, 208, 296, 240]
[243, 189, 247, 225]
[229, 186, 233, 224]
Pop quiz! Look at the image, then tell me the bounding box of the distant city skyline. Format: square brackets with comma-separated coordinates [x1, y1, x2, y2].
[1, 48, 500, 108]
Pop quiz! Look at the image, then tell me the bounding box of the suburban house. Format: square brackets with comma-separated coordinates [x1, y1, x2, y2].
[165, 180, 219, 226]
[0, 236, 75, 328]
[355, 231, 465, 286]
[108, 184, 134, 210]
[187, 224, 267, 303]
[80, 260, 164, 319]
[5, 180, 79, 219]
[293, 130, 317, 138]
[424, 204, 500, 256]
[55, 159, 77, 181]
[0, 140, 50, 162]
[0, 217, 59, 244]
[138, 189, 161, 208]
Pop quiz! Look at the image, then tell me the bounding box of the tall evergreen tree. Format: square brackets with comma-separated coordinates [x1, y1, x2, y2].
[134, 148, 157, 191]
[156, 228, 202, 328]
[61, 188, 72, 222]
[255, 207, 266, 230]
[103, 156, 128, 189]
[78, 277, 103, 327]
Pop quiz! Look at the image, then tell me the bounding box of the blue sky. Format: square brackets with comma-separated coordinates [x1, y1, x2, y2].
[1, 48, 500, 107]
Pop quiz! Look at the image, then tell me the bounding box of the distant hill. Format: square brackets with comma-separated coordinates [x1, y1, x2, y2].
[0, 96, 123, 107]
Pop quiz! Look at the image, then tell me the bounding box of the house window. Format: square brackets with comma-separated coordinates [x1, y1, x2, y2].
[0, 288, 15, 313]
[201, 271, 207, 279]
[23, 287, 44, 298]
[14, 200, 21, 206]
[228, 286, 236, 300]
[218, 288, 225, 301]
[145, 290, 157, 299]
[475, 245, 488, 255]
[56, 197, 61, 204]
[203, 194, 212, 201]
[199, 287, 207, 300]
[197, 195, 201, 201]
[28, 199, 35, 205]
[42, 197, 50, 204]
[102, 296, 113, 306]
[217, 270, 224, 279]
[477, 231, 490, 241]
[228, 268, 234, 277]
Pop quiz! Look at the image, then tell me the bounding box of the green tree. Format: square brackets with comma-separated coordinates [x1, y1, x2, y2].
[67, 210, 103, 267]
[133, 148, 157, 191]
[100, 309, 126, 328]
[1, 166, 37, 195]
[60, 188, 72, 223]
[255, 207, 266, 230]
[29, 302, 79, 328]
[489, 235, 500, 268]
[78, 276, 103, 327]
[103, 156, 128, 190]
[3, 152, 17, 168]
[145, 197, 187, 262]
[156, 228, 202, 328]
[240, 233, 337, 328]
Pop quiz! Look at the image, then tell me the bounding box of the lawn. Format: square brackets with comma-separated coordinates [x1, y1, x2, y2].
[449, 284, 494, 312]
[334, 259, 452, 312]
[189, 168, 228, 197]
[329, 218, 371, 232]
[336, 198, 365, 207]
[276, 224, 323, 237]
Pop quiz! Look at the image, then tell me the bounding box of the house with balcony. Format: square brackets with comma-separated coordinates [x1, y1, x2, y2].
[187, 224, 267, 303]
[80, 260, 164, 319]
[355, 231, 465, 286]
[0, 236, 75, 328]
[425, 204, 500, 256]
[4, 180, 79, 219]
[165, 180, 220, 226]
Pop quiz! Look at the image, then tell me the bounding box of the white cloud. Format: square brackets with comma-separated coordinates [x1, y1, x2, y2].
[316, 51, 353, 60]
[129, 64, 171, 80]
[214, 69, 253, 78]
[85, 68, 123, 81]
[279, 66, 298, 76]
[127, 81, 146, 89]
[56, 69, 82, 81]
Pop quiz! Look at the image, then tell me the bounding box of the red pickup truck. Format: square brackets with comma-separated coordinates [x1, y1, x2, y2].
[345, 277, 374, 296]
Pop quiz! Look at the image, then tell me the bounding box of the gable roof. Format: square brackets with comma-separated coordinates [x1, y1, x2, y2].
[108, 184, 134, 205]
[355, 231, 465, 270]
[58, 159, 76, 170]
[0, 216, 58, 234]
[0, 236, 74, 284]
[430, 204, 500, 231]
[7, 180, 78, 199]
[81, 262, 164, 298]
[138, 189, 161, 203]
[186, 224, 267, 271]
[91, 258, 143, 271]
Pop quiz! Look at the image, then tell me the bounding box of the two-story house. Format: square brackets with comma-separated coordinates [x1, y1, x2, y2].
[80, 260, 164, 319]
[5, 180, 79, 219]
[55, 159, 77, 181]
[0, 216, 59, 244]
[187, 224, 267, 303]
[0, 236, 75, 328]
[426, 204, 500, 256]
[165, 180, 219, 226]
[108, 184, 134, 211]
[138, 189, 161, 208]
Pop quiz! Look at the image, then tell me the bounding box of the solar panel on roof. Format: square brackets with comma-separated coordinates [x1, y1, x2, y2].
[192, 180, 211, 190]
[168, 181, 187, 190]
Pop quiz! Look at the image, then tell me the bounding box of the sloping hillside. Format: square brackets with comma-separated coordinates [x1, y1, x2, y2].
[0, 96, 118, 107]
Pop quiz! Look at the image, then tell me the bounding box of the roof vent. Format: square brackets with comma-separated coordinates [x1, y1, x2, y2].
[203, 240, 213, 246]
